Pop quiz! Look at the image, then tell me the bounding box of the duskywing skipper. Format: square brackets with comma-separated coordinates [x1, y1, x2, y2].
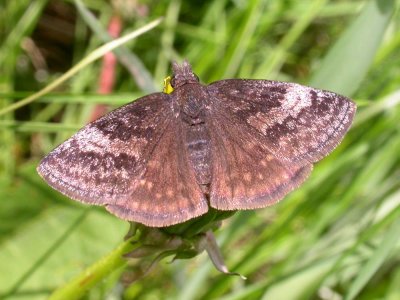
[37, 61, 356, 227]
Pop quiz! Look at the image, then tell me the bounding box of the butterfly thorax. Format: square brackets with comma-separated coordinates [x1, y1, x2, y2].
[175, 83, 207, 124]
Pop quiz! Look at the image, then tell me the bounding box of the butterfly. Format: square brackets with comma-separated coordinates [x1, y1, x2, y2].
[37, 60, 356, 227]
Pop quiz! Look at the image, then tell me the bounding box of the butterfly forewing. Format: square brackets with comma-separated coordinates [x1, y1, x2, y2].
[208, 80, 356, 164]
[37, 93, 172, 204]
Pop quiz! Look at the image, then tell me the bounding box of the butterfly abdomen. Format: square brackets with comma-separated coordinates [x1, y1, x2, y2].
[184, 119, 212, 192]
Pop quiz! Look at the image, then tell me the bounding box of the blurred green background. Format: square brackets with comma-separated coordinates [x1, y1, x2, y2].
[1, 0, 400, 299]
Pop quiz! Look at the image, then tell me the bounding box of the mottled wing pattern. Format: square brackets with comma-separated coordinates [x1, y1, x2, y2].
[208, 80, 356, 164]
[207, 80, 355, 210]
[38, 93, 170, 204]
[38, 92, 208, 226]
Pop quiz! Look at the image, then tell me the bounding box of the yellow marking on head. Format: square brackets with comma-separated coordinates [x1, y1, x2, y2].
[163, 76, 174, 94]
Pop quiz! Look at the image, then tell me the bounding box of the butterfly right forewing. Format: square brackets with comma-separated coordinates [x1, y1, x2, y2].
[37, 93, 173, 205]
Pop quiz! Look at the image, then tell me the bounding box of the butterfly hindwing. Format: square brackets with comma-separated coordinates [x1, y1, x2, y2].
[207, 111, 312, 210]
[106, 117, 208, 227]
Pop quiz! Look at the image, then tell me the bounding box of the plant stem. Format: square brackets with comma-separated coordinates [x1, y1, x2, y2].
[49, 237, 139, 300]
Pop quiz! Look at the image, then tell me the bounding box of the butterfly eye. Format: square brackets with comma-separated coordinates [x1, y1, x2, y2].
[170, 76, 176, 88]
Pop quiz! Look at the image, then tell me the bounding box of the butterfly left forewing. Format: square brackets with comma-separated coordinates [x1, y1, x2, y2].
[208, 79, 356, 165]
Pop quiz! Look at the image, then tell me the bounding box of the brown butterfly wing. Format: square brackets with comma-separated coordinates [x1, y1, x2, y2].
[207, 115, 313, 210]
[206, 80, 356, 210]
[208, 80, 356, 164]
[38, 93, 207, 227]
[106, 117, 208, 227]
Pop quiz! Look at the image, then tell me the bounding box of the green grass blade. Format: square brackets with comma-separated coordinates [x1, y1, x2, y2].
[0, 18, 162, 117]
[310, 0, 395, 96]
[344, 217, 400, 300]
[49, 237, 138, 300]
[74, 0, 157, 93]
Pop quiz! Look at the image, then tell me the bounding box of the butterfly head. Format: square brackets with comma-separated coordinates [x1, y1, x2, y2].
[171, 60, 200, 89]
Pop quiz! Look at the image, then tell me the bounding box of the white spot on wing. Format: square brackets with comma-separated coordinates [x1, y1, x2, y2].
[282, 85, 312, 118]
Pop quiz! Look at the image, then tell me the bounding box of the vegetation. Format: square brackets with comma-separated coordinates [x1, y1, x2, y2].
[0, 0, 399, 299]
